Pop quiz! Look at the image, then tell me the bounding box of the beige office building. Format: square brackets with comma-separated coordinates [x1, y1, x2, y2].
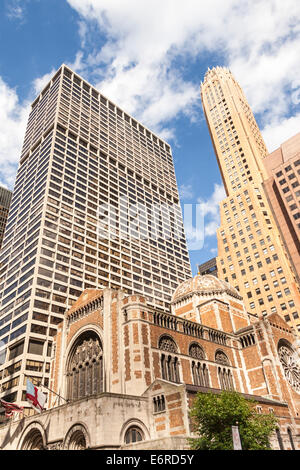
[0, 64, 191, 410]
[201, 67, 300, 332]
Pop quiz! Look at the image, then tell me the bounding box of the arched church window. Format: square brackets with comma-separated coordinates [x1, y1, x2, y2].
[67, 331, 103, 401]
[217, 367, 234, 390]
[215, 350, 230, 365]
[278, 339, 300, 394]
[216, 351, 234, 390]
[189, 343, 205, 360]
[159, 336, 180, 383]
[153, 395, 166, 413]
[191, 361, 210, 387]
[124, 426, 144, 444]
[161, 354, 180, 383]
[158, 335, 178, 353]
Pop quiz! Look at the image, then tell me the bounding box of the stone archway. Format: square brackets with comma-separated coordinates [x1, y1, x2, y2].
[63, 423, 90, 450]
[21, 429, 44, 450]
[68, 429, 87, 450]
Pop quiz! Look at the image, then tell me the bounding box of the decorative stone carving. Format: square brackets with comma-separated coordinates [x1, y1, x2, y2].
[278, 344, 300, 393]
[158, 336, 177, 353]
[189, 343, 205, 359]
[71, 337, 102, 369]
[215, 350, 230, 365]
[47, 441, 63, 450]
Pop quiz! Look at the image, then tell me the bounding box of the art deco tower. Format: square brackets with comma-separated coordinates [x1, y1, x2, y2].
[0, 65, 191, 409]
[201, 67, 300, 332]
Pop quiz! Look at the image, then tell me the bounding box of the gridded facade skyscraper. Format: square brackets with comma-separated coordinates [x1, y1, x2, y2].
[0, 65, 191, 408]
[0, 187, 12, 250]
[201, 67, 300, 331]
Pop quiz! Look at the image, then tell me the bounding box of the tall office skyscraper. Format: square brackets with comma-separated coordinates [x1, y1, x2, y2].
[0, 65, 191, 408]
[201, 67, 300, 332]
[0, 187, 12, 250]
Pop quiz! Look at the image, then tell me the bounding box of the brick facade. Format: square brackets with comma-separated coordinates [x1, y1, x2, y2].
[1, 275, 300, 450]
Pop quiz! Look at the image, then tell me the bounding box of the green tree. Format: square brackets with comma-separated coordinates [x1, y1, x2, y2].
[189, 390, 278, 450]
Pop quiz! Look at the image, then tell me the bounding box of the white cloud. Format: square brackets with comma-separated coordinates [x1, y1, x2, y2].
[179, 184, 194, 201]
[197, 183, 226, 237]
[66, 0, 300, 149]
[0, 77, 30, 188]
[5, 0, 30, 21]
[182, 182, 225, 251]
[2, 0, 300, 189]
[0, 65, 64, 188]
[32, 69, 57, 96]
[261, 114, 300, 152]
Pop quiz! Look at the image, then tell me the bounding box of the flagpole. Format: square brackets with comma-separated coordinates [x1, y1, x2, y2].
[38, 381, 69, 404]
[24, 374, 68, 404]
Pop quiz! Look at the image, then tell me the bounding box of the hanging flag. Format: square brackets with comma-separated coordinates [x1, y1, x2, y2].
[0, 399, 24, 419]
[26, 379, 46, 413]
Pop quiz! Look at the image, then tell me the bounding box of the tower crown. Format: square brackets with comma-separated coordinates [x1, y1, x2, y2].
[202, 66, 231, 84]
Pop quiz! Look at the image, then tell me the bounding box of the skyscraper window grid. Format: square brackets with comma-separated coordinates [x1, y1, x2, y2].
[0, 65, 191, 409]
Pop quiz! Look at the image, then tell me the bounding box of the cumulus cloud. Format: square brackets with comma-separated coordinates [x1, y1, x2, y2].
[261, 114, 300, 152]
[66, 0, 300, 147]
[0, 77, 30, 188]
[33, 68, 57, 96]
[2, 0, 300, 188]
[197, 183, 226, 237]
[0, 66, 64, 189]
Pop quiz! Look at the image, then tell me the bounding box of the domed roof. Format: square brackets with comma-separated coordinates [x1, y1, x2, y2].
[171, 274, 241, 303]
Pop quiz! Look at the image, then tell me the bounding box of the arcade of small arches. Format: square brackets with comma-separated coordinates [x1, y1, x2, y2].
[158, 335, 234, 391]
[63, 329, 237, 406]
[240, 333, 256, 348]
[18, 421, 148, 450]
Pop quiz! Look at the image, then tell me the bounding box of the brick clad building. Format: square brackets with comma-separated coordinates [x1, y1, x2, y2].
[1, 274, 300, 450]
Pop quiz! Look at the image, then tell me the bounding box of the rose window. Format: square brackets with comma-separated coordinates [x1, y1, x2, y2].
[278, 343, 300, 393]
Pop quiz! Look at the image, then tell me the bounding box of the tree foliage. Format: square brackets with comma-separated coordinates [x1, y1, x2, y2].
[189, 390, 278, 450]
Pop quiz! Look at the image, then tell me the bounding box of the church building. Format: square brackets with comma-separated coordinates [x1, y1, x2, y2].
[0, 274, 300, 450]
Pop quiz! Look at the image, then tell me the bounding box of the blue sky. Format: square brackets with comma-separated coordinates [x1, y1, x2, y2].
[0, 0, 300, 275]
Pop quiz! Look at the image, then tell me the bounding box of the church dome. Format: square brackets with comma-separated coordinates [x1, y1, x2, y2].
[171, 274, 241, 303]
